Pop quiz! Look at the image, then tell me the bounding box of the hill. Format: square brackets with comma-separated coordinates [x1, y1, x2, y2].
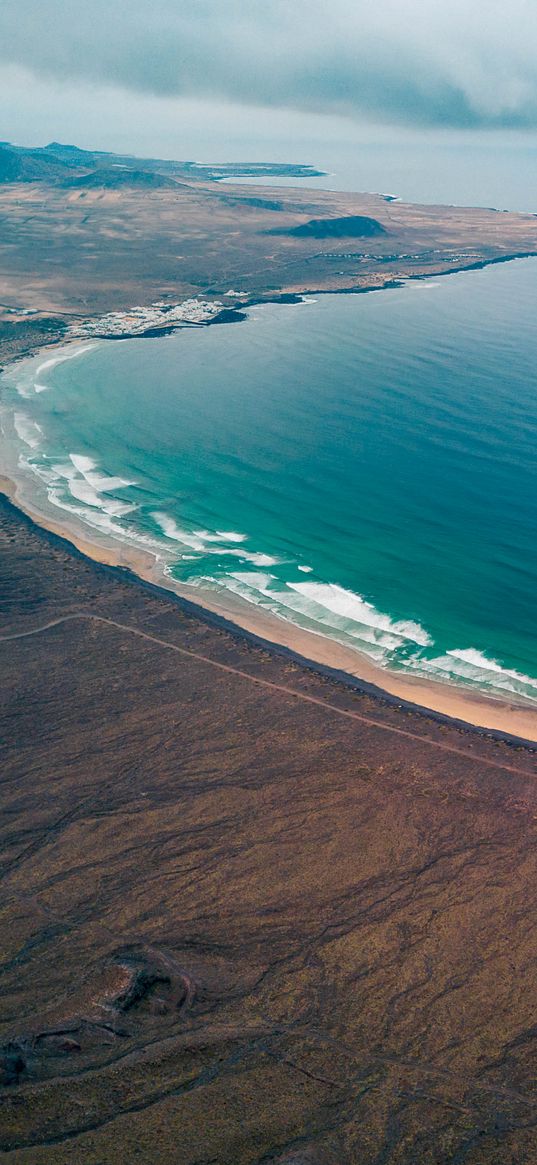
[271, 214, 388, 238]
[0, 144, 71, 184]
[66, 168, 181, 190]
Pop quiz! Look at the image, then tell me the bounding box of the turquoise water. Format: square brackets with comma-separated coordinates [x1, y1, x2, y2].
[2, 259, 537, 703]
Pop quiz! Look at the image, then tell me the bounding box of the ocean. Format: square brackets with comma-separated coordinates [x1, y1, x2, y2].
[219, 138, 537, 213]
[1, 258, 537, 705]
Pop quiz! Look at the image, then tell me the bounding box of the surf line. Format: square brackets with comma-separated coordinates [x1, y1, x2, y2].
[0, 611, 534, 771]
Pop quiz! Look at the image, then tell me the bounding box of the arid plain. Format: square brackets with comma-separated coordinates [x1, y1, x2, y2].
[2, 150, 537, 363]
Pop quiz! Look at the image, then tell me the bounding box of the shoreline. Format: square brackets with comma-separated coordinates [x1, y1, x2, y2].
[2, 264, 537, 746]
[3, 249, 537, 369]
[1, 463, 536, 747]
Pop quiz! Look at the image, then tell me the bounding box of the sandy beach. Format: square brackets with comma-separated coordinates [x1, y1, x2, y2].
[2, 454, 536, 744]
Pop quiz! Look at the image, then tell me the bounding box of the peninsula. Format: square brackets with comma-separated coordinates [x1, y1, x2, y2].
[1, 141, 537, 361]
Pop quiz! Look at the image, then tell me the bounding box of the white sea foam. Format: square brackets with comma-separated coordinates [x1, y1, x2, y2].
[33, 344, 97, 393]
[47, 455, 137, 516]
[404, 646, 537, 699]
[102, 501, 137, 517]
[47, 488, 130, 536]
[51, 461, 78, 481]
[197, 530, 247, 543]
[206, 572, 537, 692]
[298, 565, 313, 573]
[16, 453, 170, 565]
[68, 452, 135, 492]
[69, 453, 97, 474]
[220, 572, 408, 660]
[152, 512, 208, 551]
[85, 471, 135, 491]
[38, 477, 164, 555]
[288, 582, 432, 646]
[239, 551, 279, 567]
[13, 412, 43, 449]
[26, 460, 59, 487]
[66, 478, 104, 509]
[76, 456, 134, 509]
[66, 477, 134, 516]
[446, 647, 537, 688]
[19, 443, 537, 701]
[213, 549, 279, 566]
[10, 343, 97, 398]
[226, 571, 278, 592]
[152, 511, 277, 564]
[14, 382, 33, 400]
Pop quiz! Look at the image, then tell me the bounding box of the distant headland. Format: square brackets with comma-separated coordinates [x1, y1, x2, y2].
[1, 140, 536, 366]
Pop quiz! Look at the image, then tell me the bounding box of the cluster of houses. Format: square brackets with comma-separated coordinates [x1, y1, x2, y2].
[69, 297, 229, 338]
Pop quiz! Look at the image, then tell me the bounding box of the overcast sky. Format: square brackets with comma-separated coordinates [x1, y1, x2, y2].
[2, 1, 537, 159]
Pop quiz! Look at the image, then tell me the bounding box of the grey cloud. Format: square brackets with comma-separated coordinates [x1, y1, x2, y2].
[2, 0, 537, 129]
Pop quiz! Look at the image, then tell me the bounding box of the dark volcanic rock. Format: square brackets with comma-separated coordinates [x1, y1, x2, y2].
[269, 214, 387, 238]
[0, 1049, 26, 1086]
[115, 969, 171, 1013]
[237, 196, 286, 211]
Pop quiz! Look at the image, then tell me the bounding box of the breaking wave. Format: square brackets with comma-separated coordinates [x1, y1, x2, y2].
[12, 344, 99, 398]
[10, 411, 536, 705]
[33, 345, 98, 394]
[13, 412, 43, 449]
[288, 581, 432, 646]
[186, 571, 537, 702]
[190, 571, 433, 665]
[151, 511, 279, 566]
[10, 433, 537, 704]
[45, 454, 138, 517]
[16, 446, 138, 524]
[404, 647, 537, 701]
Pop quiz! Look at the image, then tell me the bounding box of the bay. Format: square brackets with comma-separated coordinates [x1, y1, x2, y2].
[2, 258, 537, 703]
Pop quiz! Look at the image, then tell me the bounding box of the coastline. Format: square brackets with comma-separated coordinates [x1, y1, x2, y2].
[3, 248, 537, 370]
[2, 262, 537, 746]
[1, 460, 536, 746]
